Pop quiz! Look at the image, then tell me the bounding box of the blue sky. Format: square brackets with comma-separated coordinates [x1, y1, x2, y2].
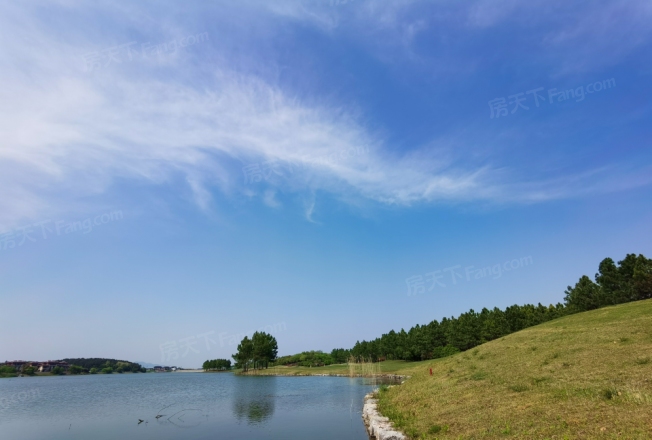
[1, 0, 651, 368]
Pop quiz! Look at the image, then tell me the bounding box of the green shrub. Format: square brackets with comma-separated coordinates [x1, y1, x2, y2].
[69, 365, 84, 375]
[0, 365, 17, 377]
[429, 424, 449, 434]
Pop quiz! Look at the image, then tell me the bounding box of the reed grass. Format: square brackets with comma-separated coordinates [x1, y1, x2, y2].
[347, 356, 381, 377]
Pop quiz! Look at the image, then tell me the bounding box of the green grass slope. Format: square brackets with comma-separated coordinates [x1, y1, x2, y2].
[377, 299, 652, 439]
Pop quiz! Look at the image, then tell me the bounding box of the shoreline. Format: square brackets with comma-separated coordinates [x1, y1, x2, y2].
[235, 371, 409, 380]
[363, 389, 406, 440]
[1, 370, 206, 379]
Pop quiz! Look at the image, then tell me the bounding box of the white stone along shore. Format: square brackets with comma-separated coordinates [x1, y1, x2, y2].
[362, 391, 406, 440]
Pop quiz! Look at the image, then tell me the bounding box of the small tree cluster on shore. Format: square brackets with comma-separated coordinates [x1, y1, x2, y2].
[274, 350, 338, 367]
[233, 331, 278, 372]
[202, 359, 231, 371]
[0, 365, 17, 378]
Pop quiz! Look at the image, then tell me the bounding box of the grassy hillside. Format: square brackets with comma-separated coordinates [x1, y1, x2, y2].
[377, 299, 652, 439]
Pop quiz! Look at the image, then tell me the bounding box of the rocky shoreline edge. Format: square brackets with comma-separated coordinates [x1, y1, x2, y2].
[362, 382, 408, 440]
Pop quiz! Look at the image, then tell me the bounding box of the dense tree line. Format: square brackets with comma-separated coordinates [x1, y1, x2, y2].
[232, 331, 278, 372]
[1, 359, 145, 376]
[272, 349, 356, 367]
[345, 254, 651, 362]
[329, 348, 351, 364]
[274, 351, 336, 367]
[347, 304, 566, 361]
[202, 359, 232, 371]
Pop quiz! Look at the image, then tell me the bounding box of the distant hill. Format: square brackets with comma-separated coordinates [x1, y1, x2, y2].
[62, 358, 144, 371]
[135, 361, 159, 369]
[377, 299, 652, 438]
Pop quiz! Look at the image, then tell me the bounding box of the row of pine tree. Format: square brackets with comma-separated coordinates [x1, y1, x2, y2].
[339, 253, 652, 362]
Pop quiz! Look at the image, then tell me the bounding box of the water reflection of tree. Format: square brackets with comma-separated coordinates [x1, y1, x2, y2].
[232, 376, 276, 425]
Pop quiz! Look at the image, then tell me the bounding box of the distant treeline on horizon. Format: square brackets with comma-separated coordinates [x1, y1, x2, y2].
[274, 254, 652, 367]
[62, 358, 145, 372]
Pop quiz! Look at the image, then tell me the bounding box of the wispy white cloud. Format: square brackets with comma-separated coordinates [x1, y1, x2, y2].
[304, 195, 318, 224]
[263, 190, 281, 209]
[0, 0, 650, 230]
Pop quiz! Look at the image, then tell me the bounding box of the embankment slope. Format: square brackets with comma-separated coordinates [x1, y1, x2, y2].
[377, 299, 652, 439]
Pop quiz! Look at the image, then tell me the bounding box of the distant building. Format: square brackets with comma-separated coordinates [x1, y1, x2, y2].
[36, 361, 69, 373]
[152, 365, 176, 372]
[3, 360, 33, 371]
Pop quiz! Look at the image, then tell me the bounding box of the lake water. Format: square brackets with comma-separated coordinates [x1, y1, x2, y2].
[0, 373, 380, 439]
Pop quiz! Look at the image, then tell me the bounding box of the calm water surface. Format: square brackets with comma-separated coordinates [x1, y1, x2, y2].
[0, 373, 380, 440]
